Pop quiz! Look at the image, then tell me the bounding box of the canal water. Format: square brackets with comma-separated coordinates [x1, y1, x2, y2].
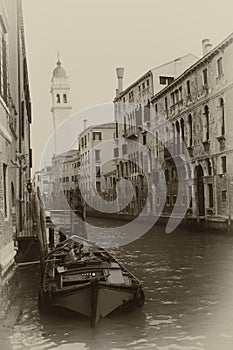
[8, 219, 233, 350]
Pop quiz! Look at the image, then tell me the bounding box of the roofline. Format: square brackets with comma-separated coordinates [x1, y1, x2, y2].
[78, 122, 116, 138]
[114, 53, 199, 101]
[151, 32, 233, 102]
[115, 70, 152, 100]
[150, 53, 199, 71]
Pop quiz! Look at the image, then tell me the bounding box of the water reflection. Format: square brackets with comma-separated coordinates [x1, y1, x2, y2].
[9, 221, 233, 349]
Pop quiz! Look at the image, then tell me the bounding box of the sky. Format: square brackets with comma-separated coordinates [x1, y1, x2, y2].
[22, 0, 233, 172]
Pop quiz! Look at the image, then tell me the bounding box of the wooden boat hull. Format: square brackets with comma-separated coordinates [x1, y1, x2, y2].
[47, 281, 141, 325]
[39, 235, 145, 325]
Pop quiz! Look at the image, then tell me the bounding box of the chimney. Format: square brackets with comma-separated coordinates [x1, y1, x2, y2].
[116, 67, 124, 93]
[174, 58, 182, 77]
[202, 39, 212, 56]
[83, 119, 87, 130]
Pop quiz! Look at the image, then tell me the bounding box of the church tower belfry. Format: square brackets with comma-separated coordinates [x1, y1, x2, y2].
[51, 58, 72, 143]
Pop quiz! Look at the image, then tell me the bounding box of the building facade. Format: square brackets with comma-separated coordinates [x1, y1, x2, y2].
[114, 54, 198, 215]
[114, 34, 233, 228]
[150, 35, 233, 225]
[0, 0, 32, 288]
[78, 122, 116, 212]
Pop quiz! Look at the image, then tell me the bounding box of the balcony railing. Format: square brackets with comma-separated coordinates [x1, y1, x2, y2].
[123, 125, 138, 139]
[170, 99, 184, 115]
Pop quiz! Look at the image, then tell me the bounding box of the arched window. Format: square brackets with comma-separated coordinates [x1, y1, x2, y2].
[56, 94, 60, 103]
[203, 105, 210, 141]
[219, 98, 225, 136]
[63, 94, 67, 103]
[188, 114, 193, 147]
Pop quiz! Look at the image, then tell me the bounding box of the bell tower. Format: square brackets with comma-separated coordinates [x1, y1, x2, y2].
[51, 57, 72, 150]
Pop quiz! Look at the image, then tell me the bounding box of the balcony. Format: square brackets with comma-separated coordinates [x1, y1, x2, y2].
[170, 99, 184, 116]
[217, 135, 226, 151]
[202, 140, 210, 152]
[186, 94, 192, 105]
[202, 84, 210, 97]
[124, 126, 138, 139]
[216, 73, 224, 84]
[187, 146, 194, 157]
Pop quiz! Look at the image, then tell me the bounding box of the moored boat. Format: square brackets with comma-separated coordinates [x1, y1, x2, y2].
[38, 235, 145, 326]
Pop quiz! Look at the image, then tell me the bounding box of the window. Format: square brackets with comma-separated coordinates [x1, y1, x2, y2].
[146, 79, 150, 86]
[96, 166, 101, 177]
[142, 82, 145, 89]
[221, 156, 227, 174]
[203, 105, 210, 141]
[186, 80, 191, 95]
[63, 94, 67, 103]
[189, 186, 193, 208]
[217, 57, 223, 76]
[219, 98, 225, 136]
[174, 89, 179, 103]
[95, 150, 100, 162]
[138, 85, 141, 92]
[179, 86, 183, 100]
[143, 133, 147, 145]
[122, 144, 127, 155]
[129, 91, 134, 100]
[207, 159, 212, 175]
[159, 76, 174, 85]
[171, 92, 175, 105]
[96, 181, 101, 192]
[222, 190, 227, 202]
[208, 184, 214, 208]
[168, 77, 174, 85]
[144, 102, 150, 122]
[155, 104, 158, 113]
[56, 94, 60, 103]
[164, 97, 168, 110]
[160, 76, 166, 85]
[3, 164, 7, 218]
[172, 195, 177, 205]
[136, 105, 142, 126]
[93, 132, 102, 141]
[203, 68, 208, 85]
[117, 164, 120, 177]
[188, 114, 193, 147]
[114, 148, 119, 158]
[166, 195, 171, 206]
